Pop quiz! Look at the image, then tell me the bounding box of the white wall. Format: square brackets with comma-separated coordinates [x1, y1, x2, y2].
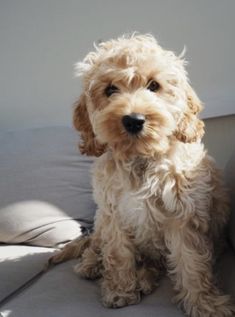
[0, 0, 235, 131]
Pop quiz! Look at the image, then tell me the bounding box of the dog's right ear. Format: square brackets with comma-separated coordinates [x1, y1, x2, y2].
[174, 84, 204, 143]
[73, 94, 106, 156]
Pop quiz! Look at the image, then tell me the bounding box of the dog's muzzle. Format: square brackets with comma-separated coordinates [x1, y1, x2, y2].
[122, 113, 145, 134]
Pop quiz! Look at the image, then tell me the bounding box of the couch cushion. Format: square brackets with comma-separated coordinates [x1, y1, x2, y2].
[0, 259, 183, 317]
[0, 127, 96, 247]
[0, 245, 55, 305]
[216, 248, 235, 297]
[1, 248, 235, 317]
[224, 148, 235, 250]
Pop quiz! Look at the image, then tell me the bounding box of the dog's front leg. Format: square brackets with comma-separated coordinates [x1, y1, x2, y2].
[165, 225, 234, 317]
[101, 227, 140, 308]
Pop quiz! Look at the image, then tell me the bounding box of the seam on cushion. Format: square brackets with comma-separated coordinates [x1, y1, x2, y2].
[0, 249, 57, 309]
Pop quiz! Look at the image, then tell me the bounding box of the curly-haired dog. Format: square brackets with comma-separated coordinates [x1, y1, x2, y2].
[51, 34, 234, 316]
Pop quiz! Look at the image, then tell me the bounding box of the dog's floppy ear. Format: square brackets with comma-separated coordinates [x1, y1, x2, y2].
[73, 94, 106, 156]
[175, 83, 204, 143]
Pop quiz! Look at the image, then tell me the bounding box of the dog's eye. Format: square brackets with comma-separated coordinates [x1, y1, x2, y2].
[147, 80, 160, 92]
[104, 85, 119, 97]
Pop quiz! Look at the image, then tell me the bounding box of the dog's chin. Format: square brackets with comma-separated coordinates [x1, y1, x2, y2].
[97, 132, 171, 160]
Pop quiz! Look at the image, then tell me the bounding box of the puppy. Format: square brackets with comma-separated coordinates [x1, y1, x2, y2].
[51, 34, 234, 317]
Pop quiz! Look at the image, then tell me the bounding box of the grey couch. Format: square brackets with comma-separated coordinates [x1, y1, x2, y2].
[0, 126, 234, 317]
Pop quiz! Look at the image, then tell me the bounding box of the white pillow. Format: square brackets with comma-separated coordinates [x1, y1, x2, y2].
[0, 201, 82, 247]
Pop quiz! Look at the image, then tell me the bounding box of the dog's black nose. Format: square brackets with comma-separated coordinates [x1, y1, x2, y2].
[122, 113, 145, 134]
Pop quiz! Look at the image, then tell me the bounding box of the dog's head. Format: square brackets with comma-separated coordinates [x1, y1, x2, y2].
[73, 34, 204, 159]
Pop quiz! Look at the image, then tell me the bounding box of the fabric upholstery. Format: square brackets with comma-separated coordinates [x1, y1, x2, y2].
[1, 249, 235, 317]
[0, 126, 234, 317]
[224, 148, 235, 250]
[0, 245, 55, 304]
[0, 127, 95, 221]
[0, 127, 96, 247]
[0, 259, 183, 317]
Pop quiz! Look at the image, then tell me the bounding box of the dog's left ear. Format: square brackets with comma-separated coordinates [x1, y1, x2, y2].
[175, 83, 205, 143]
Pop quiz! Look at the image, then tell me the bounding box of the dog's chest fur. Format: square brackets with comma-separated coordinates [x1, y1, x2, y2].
[92, 143, 207, 257]
[92, 152, 174, 255]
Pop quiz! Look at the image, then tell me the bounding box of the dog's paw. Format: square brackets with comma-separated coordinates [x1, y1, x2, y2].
[48, 249, 69, 266]
[136, 266, 159, 295]
[186, 294, 235, 317]
[74, 246, 102, 280]
[102, 291, 141, 308]
[74, 261, 101, 280]
[137, 278, 158, 295]
[191, 305, 235, 317]
[48, 236, 90, 267]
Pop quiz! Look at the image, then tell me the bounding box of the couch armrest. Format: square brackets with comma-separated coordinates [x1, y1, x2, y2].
[224, 149, 235, 250]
